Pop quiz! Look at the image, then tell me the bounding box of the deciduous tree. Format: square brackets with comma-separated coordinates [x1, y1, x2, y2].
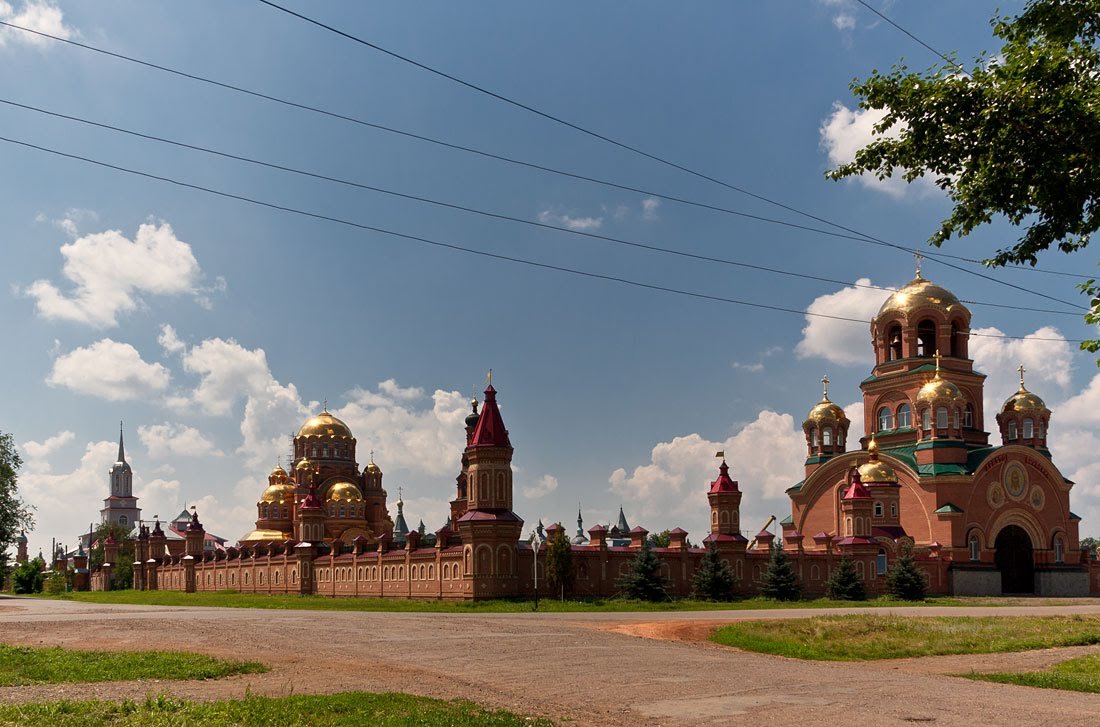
[828, 0, 1100, 355]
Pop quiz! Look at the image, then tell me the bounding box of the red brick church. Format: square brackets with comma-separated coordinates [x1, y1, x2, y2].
[90, 270, 1098, 598]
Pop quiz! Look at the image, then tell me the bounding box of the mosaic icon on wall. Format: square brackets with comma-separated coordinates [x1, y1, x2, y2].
[1004, 461, 1029, 500]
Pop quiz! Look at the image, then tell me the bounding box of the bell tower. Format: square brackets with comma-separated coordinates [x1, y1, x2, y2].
[100, 423, 141, 528]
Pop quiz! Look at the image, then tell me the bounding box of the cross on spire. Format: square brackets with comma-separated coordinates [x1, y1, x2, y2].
[1018, 364, 1027, 389]
[322, 398, 328, 412]
[914, 252, 924, 278]
[821, 374, 830, 400]
[487, 369, 493, 386]
[933, 349, 942, 373]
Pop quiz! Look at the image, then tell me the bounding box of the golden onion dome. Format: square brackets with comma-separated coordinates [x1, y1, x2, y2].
[297, 410, 354, 439]
[1002, 367, 1047, 413]
[916, 375, 964, 404]
[804, 375, 848, 426]
[326, 480, 363, 503]
[295, 457, 313, 472]
[877, 273, 967, 320]
[269, 464, 288, 481]
[858, 438, 898, 484]
[259, 482, 295, 504]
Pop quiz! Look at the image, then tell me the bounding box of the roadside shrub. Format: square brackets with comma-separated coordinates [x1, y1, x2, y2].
[825, 556, 866, 601]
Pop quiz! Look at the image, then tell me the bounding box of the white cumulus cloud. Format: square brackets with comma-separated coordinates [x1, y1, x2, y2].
[20, 430, 74, 473]
[641, 197, 660, 222]
[47, 339, 170, 401]
[0, 1, 73, 48]
[23, 222, 205, 328]
[796, 278, 889, 366]
[157, 324, 185, 355]
[522, 474, 559, 500]
[608, 410, 806, 539]
[969, 326, 1074, 426]
[138, 422, 223, 459]
[820, 102, 936, 198]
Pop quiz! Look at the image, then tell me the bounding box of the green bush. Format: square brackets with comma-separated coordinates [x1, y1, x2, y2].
[886, 546, 928, 601]
[617, 539, 668, 601]
[11, 560, 43, 594]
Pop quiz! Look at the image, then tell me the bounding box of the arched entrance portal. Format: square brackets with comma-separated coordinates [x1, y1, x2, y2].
[995, 525, 1034, 594]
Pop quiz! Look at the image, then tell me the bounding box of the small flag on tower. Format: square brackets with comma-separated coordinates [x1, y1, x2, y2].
[715, 450, 725, 459]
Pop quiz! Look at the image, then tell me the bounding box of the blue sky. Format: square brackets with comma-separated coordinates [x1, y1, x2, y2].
[2, 1, 1098, 558]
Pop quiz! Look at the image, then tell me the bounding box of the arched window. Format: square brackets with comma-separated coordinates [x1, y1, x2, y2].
[1008, 421, 1018, 440]
[890, 502, 898, 518]
[338, 505, 346, 518]
[261, 504, 268, 518]
[1054, 537, 1065, 564]
[950, 322, 963, 357]
[845, 516, 853, 536]
[878, 407, 893, 432]
[119, 515, 128, 526]
[874, 501, 884, 518]
[936, 407, 948, 429]
[811, 427, 819, 447]
[953, 408, 960, 430]
[887, 323, 903, 360]
[1038, 420, 1045, 439]
[917, 320, 936, 357]
[921, 408, 931, 430]
[1023, 418, 1034, 439]
[876, 549, 888, 576]
[822, 428, 832, 447]
[964, 404, 974, 429]
[968, 533, 980, 561]
[897, 403, 912, 429]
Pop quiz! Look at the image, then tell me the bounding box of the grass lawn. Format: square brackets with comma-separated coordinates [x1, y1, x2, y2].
[711, 614, 1100, 660]
[39, 590, 1010, 613]
[0, 644, 265, 686]
[0, 692, 553, 726]
[963, 652, 1100, 693]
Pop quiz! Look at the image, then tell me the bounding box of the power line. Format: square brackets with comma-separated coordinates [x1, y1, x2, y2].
[253, 0, 1094, 304]
[853, 0, 963, 71]
[0, 132, 1084, 344]
[0, 18, 1089, 288]
[2, 96, 1081, 317]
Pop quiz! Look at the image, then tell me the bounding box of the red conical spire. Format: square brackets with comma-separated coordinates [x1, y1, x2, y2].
[470, 384, 511, 448]
[709, 460, 739, 493]
[301, 481, 323, 510]
[842, 470, 872, 500]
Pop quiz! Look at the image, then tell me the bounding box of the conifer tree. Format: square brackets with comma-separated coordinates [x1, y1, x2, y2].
[760, 543, 801, 601]
[691, 543, 736, 601]
[617, 538, 668, 601]
[886, 545, 928, 601]
[825, 555, 866, 601]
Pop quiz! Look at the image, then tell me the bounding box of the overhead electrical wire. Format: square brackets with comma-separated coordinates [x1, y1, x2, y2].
[0, 95, 1082, 318]
[254, 0, 1094, 298]
[0, 132, 1085, 343]
[0, 18, 1089, 287]
[853, 0, 963, 71]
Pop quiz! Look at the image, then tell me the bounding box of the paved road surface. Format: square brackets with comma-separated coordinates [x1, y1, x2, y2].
[2, 596, 1100, 726]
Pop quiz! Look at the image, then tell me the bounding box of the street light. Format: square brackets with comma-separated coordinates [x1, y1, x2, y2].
[529, 529, 545, 611]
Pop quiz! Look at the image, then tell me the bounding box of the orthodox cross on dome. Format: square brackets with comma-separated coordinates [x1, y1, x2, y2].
[821, 374, 830, 400]
[322, 398, 328, 412]
[397, 485, 403, 504]
[914, 252, 924, 279]
[933, 349, 942, 373]
[1018, 364, 1027, 389]
[369, 449, 375, 463]
[486, 369, 493, 386]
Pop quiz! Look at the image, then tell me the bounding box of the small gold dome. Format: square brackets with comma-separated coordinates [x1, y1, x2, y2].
[915, 354, 964, 405]
[295, 457, 313, 472]
[260, 482, 295, 504]
[1003, 388, 1046, 413]
[859, 439, 898, 484]
[297, 411, 354, 439]
[326, 480, 363, 503]
[806, 399, 848, 425]
[269, 464, 288, 481]
[878, 275, 966, 320]
[1002, 366, 1047, 413]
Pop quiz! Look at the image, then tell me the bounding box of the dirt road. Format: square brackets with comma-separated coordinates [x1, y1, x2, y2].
[2, 596, 1099, 726]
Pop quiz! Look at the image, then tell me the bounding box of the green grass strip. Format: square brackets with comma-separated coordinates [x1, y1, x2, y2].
[0, 644, 266, 686]
[44, 590, 995, 613]
[963, 652, 1100, 693]
[711, 614, 1100, 661]
[0, 692, 553, 726]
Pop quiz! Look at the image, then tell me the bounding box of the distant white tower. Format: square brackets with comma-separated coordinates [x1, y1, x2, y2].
[100, 422, 141, 529]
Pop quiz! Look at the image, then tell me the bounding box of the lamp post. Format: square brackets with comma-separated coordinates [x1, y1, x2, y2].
[529, 529, 545, 611]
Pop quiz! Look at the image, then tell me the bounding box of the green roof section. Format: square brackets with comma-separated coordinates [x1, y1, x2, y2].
[919, 463, 969, 477]
[966, 447, 998, 472]
[879, 445, 917, 469]
[779, 514, 793, 525]
[935, 503, 964, 514]
[861, 362, 937, 384]
[1071, 511, 1082, 520]
[785, 480, 805, 494]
